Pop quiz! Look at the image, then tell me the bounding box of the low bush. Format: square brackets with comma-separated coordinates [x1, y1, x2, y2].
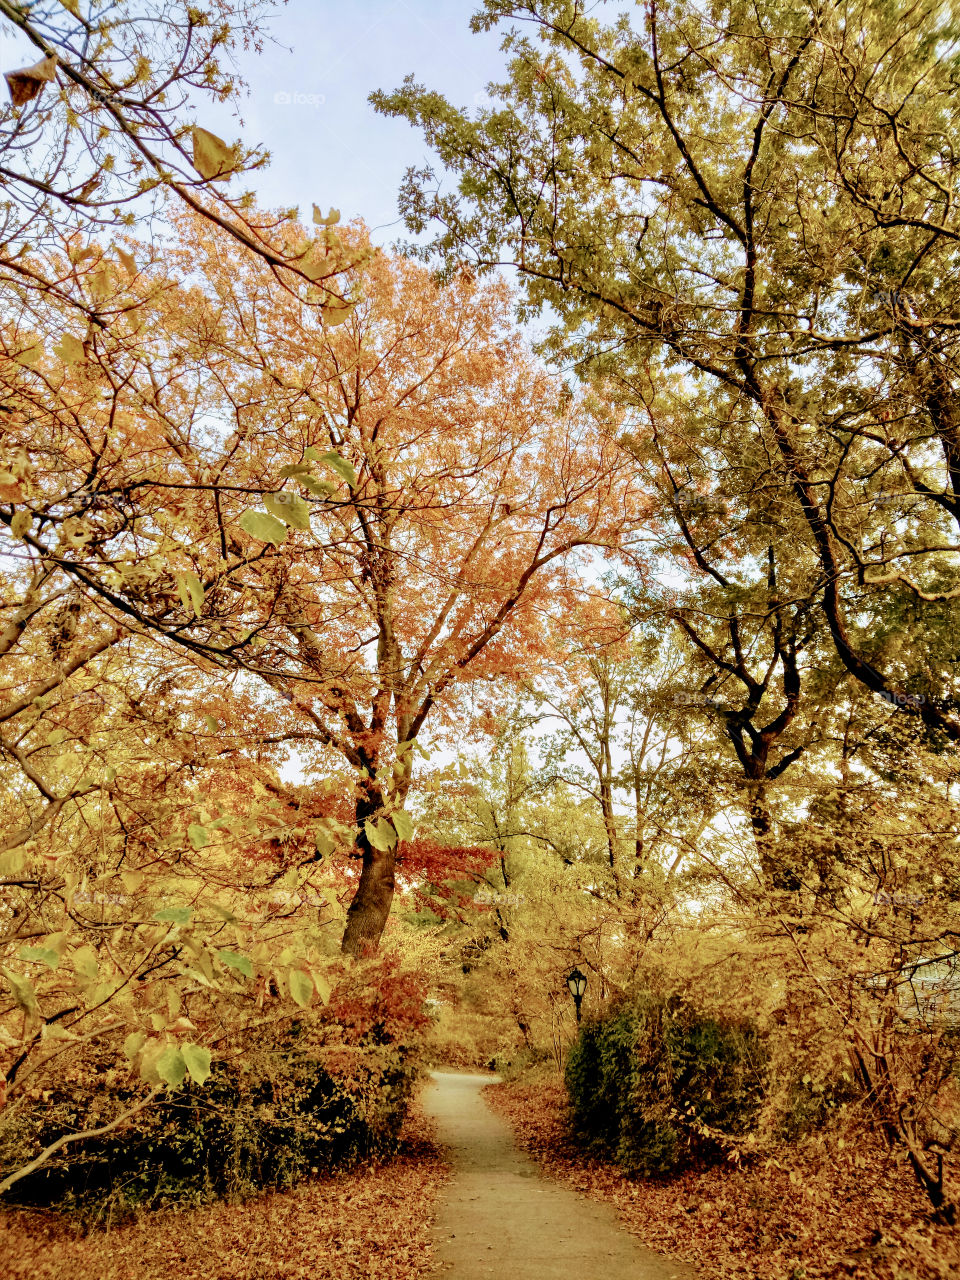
[2, 1035, 415, 1221]
[564, 990, 767, 1176]
[775, 1070, 863, 1142]
[0, 957, 428, 1221]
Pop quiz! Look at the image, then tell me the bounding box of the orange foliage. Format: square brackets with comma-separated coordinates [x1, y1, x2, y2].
[0, 212, 650, 949]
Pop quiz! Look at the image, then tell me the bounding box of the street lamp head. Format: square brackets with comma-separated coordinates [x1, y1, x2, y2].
[566, 967, 587, 1001]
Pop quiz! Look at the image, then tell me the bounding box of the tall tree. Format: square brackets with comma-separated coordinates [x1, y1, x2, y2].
[1, 213, 646, 954]
[374, 0, 960, 739]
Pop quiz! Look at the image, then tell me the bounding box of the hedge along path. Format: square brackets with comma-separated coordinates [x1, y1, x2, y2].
[423, 1071, 698, 1280]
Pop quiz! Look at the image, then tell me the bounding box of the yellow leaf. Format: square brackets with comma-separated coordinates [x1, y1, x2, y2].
[312, 205, 340, 226]
[59, 0, 80, 16]
[176, 571, 204, 618]
[116, 248, 137, 276]
[70, 245, 99, 264]
[73, 945, 99, 980]
[88, 266, 113, 301]
[15, 342, 43, 367]
[311, 969, 332, 1004]
[192, 126, 236, 182]
[10, 510, 32, 540]
[54, 333, 86, 364]
[288, 968, 314, 1007]
[321, 301, 356, 327]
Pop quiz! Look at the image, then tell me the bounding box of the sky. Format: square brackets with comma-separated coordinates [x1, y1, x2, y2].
[219, 0, 513, 244]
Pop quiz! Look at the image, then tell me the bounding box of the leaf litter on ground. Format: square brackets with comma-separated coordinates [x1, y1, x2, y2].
[0, 1103, 449, 1280]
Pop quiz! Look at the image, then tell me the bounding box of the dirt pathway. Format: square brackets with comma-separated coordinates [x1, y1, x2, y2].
[422, 1071, 699, 1280]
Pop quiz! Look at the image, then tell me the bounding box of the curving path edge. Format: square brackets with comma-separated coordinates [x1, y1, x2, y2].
[421, 1071, 700, 1280]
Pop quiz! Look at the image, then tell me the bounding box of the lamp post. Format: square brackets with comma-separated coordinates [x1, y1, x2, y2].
[566, 967, 587, 1024]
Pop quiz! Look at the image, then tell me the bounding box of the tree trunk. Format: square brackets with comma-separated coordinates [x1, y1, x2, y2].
[633, 769, 644, 874]
[748, 779, 801, 893]
[340, 844, 396, 956]
[600, 779, 617, 872]
[341, 784, 396, 956]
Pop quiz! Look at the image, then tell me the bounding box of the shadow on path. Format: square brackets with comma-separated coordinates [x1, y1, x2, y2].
[422, 1070, 699, 1280]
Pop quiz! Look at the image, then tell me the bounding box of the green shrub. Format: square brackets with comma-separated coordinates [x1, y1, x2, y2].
[1, 1028, 417, 1221]
[565, 990, 767, 1176]
[776, 1070, 863, 1142]
[0, 951, 431, 1225]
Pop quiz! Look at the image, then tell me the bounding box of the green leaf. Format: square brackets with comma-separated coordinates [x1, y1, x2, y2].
[72, 945, 99, 980]
[124, 1030, 148, 1060]
[45, 728, 68, 746]
[1, 967, 38, 1014]
[187, 823, 209, 850]
[239, 509, 288, 545]
[203, 714, 218, 733]
[218, 949, 253, 979]
[302, 446, 319, 462]
[153, 906, 193, 926]
[264, 491, 312, 531]
[364, 817, 397, 852]
[319, 451, 357, 488]
[288, 968, 314, 1008]
[298, 475, 335, 498]
[176, 572, 204, 618]
[315, 829, 335, 858]
[181, 1043, 212, 1085]
[278, 462, 312, 479]
[18, 945, 60, 969]
[156, 1044, 187, 1088]
[392, 810, 414, 842]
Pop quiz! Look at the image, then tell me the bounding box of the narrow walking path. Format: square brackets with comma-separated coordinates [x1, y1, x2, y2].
[422, 1071, 699, 1280]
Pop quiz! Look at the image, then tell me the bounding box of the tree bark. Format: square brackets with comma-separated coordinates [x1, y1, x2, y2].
[340, 784, 396, 956]
[340, 843, 396, 956]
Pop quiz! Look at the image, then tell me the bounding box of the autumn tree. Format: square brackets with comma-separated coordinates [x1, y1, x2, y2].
[374, 0, 960, 740]
[0, 210, 647, 957]
[531, 630, 715, 888]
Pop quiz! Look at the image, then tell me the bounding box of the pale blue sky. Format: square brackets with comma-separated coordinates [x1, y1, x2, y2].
[0, 1, 509, 242]
[225, 0, 511, 243]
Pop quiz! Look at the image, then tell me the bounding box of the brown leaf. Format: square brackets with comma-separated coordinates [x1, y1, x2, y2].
[5, 54, 57, 106]
[192, 126, 237, 182]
